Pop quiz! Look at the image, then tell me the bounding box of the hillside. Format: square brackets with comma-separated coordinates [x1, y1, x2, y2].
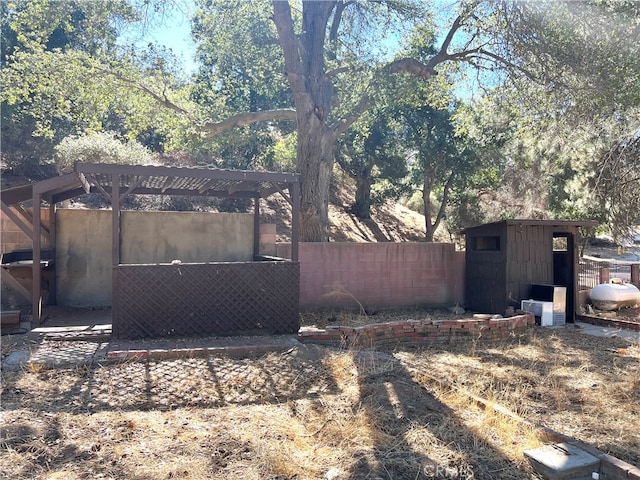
[1, 165, 432, 242]
[262, 177, 432, 243]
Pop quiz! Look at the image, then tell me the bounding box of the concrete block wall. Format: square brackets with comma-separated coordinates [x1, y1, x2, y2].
[1, 207, 50, 254]
[277, 242, 465, 310]
[298, 313, 535, 348]
[259, 224, 277, 256]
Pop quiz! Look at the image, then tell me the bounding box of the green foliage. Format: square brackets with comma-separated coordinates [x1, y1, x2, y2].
[191, 0, 290, 117]
[499, 0, 640, 120]
[1, 0, 189, 177]
[2, 0, 136, 61]
[336, 109, 408, 218]
[54, 131, 154, 174]
[188, 0, 296, 172]
[265, 133, 297, 172]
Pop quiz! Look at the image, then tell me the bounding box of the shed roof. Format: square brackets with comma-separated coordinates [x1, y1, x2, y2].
[463, 219, 598, 233]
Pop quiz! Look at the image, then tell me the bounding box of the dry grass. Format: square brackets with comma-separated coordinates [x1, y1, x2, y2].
[397, 326, 640, 468]
[1, 322, 638, 480]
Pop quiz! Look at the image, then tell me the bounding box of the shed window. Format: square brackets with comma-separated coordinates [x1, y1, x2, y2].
[553, 236, 568, 251]
[471, 236, 501, 251]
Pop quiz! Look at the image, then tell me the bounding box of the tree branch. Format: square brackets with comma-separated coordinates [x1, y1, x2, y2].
[95, 66, 190, 115]
[272, 1, 303, 80]
[386, 57, 438, 79]
[198, 109, 297, 138]
[329, 1, 354, 44]
[326, 65, 353, 77]
[333, 93, 371, 136]
[385, 11, 470, 78]
[475, 48, 540, 82]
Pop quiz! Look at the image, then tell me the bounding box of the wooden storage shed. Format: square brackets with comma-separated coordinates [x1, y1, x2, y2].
[464, 219, 596, 322]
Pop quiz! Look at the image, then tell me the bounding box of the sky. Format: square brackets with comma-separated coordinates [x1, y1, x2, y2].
[119, 3, 198, 74]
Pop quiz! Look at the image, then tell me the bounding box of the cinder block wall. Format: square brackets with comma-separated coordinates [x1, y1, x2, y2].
[277, 242, 465, 310]
[1, 207, 50, 253]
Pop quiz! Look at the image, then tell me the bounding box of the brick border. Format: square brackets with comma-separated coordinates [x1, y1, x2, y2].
[297, 313, 535, 348]
[577, 314, 640, 332]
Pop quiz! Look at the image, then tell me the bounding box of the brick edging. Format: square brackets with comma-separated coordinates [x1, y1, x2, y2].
[577, 314, 640, 332]
[297, 313, 535, 348]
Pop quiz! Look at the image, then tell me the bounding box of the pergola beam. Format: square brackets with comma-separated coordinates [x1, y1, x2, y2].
[75, 162, 299, 184]
[1, 201, 34, 241]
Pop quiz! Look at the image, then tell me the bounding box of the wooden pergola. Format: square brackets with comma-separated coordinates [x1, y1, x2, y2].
[2, 162, 300, 330]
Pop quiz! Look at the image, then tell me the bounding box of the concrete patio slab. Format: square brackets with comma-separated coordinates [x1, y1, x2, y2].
[574, 321, 640, 343]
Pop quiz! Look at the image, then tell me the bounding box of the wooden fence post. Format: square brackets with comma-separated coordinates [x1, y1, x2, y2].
[631, 264, 639, 287]
[599, 267, 609, 284]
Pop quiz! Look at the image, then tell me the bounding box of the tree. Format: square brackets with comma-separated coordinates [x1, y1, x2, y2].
[336, 110, 407, 219]
[197, 0, 534, 241]
[394, 102, 484, 241]
[188, 0, 293, 171]
[594, 127, 640, 244]
[1, 0, 188, 178]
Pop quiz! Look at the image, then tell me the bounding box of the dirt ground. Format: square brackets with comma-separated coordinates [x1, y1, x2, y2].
[591, 303, 639, 324]
[1, 316, 638, 480]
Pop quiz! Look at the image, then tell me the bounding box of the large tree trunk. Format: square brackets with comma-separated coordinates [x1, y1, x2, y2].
[273, 0, 337, 241]
[297, 115, 336, 241]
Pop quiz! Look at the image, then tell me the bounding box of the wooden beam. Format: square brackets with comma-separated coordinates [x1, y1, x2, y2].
[0, 184, 32, 206]
[52, 187, 90, 204]
[197, 178, 218, 194]
[1, 201, 33, 241]
[48, 201, 57, 305]
[161, 176, 174, 193]
[291, 181, 300, 263]
[0, 268, 32, 302]
[120, 176, 144, 201]
[272, 182, 293, 206]
[32, 173, 82, 194]
[254, 196, 261, 258]
[75, 161, 300, 184]
[17, 203, 50, 240]
[78, 172, 91, 194]
[111, 176, 120, 338]
[112, 175, 121, 266]
[85, 173, 112, 202]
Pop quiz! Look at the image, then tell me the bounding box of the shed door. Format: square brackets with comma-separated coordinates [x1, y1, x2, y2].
[553, 233, 574, 321]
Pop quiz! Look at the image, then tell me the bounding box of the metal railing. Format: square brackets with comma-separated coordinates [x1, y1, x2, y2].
[579, 255, 639, 289]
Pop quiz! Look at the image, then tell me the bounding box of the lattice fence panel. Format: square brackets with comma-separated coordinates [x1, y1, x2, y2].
[113, 262, 299, 339]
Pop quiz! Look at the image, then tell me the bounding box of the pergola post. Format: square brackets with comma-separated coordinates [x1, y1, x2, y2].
[291, 181, 300, 263]
[112, 174, 121, 266]
[253, 196, 261, 258]
[48, 201, 57, 305]
[32, 192, 42, 325]
[111, 175, 121, 336]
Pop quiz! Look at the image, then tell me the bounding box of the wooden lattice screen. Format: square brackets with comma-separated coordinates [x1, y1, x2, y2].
[112, 260, 299, 339]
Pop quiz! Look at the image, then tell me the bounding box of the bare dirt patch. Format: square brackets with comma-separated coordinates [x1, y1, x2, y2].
[2, 321, 638, 480]
[607, 306, 640, 324]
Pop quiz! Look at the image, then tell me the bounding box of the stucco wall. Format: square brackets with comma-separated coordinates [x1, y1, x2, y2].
[55, 209, 254, 307]
[121, 211, 253, 264]
[56, 209, 112, 307]
[277, 242, 465, 310]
